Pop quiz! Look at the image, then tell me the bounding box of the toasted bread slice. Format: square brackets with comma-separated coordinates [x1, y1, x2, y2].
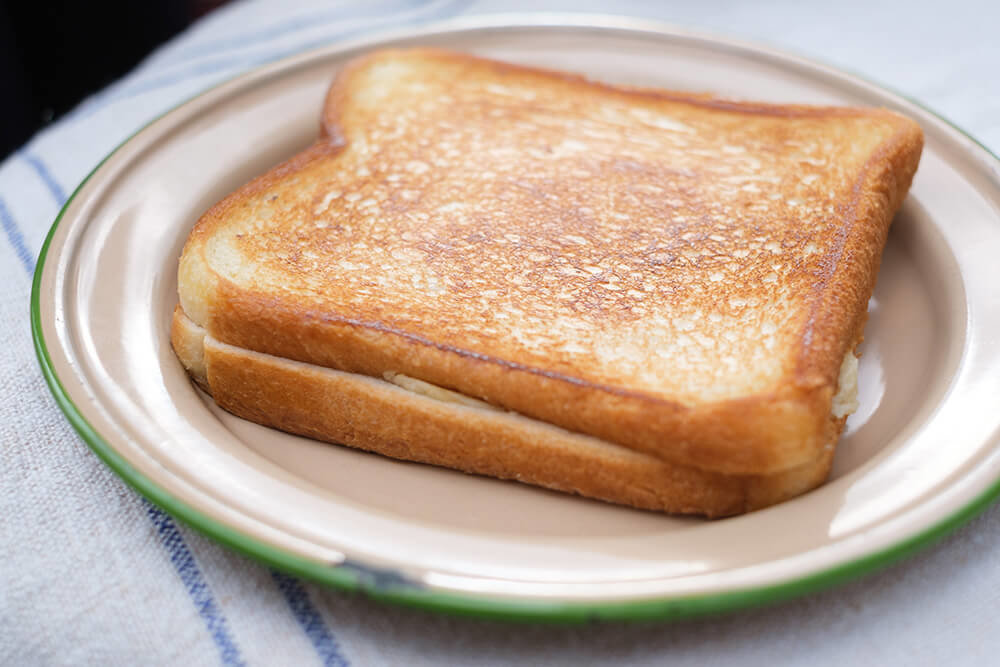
[172, 306, 834, 517]
[175, 48, 921, 493]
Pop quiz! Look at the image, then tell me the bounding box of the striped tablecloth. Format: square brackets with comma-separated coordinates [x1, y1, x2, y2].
[3, 1, 999, 664]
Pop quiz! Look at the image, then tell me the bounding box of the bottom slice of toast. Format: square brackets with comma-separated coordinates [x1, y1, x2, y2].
[172, 306, 839, 517]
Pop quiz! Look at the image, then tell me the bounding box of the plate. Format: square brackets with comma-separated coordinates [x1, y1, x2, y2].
[32, 15, 1000, 621]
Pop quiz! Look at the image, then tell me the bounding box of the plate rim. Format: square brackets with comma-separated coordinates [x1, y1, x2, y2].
[30, 12, 1000, 623]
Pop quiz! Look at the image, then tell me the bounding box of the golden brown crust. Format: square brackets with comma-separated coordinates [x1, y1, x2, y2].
[792, 122, 923, 390]
[324, 48, 916, 122]
[177, 48, 922, 476]
[204, 285, 834, 473]
[172, 306, 836, 517]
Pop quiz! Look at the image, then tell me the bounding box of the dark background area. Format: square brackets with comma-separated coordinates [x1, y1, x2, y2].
[0, 1, 228, 159]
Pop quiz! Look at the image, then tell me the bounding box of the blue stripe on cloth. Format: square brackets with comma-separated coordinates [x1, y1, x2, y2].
[19, 154, 247, 667]
[21, 152, 68, 203]
[74, 0, 468, 118]
[0, 198, 35, 274]
[271, 572, 350, 667]
[146, 503, 247, 667]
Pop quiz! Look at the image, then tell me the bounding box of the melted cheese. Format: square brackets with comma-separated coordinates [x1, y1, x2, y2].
[831, 351, 860, 419]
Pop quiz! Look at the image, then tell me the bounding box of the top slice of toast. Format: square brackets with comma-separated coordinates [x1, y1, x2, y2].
[178, 48, 923, 475]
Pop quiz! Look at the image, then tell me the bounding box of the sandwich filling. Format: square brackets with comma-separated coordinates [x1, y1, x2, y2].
[178, 304, 859, 426]
[382, 371, 503, 413]
[389, 352, 859, 422]
[831, 351, 860, 419]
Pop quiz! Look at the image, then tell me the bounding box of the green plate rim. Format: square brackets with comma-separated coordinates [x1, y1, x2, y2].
[29, 14, 1000, 623]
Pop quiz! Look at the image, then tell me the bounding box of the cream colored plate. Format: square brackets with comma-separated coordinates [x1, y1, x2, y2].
[32, 16, 1000, 621]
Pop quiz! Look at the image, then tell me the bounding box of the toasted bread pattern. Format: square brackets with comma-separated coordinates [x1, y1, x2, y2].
[177, 49, 921, 483]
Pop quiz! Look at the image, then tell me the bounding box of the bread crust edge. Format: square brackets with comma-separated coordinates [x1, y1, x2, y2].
[171, 305, 837, 517]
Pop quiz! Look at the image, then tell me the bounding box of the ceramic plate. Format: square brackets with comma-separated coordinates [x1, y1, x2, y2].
[32, 15, 1000, 621]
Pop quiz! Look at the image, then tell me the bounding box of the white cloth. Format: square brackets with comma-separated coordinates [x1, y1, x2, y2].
[2, 1, 998, 665]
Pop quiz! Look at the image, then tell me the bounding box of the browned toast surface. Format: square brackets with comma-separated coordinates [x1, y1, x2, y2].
[177, 48, 922, 476]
